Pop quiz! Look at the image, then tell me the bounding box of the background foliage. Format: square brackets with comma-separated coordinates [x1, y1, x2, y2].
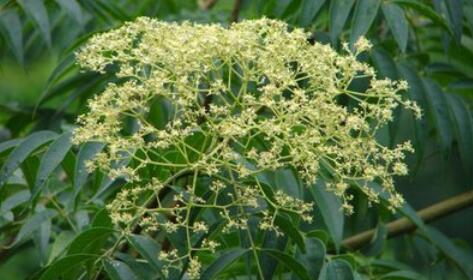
[1, 0, 473, 279]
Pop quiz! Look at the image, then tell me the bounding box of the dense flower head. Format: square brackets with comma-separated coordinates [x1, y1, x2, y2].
[73, 17, 420, 277]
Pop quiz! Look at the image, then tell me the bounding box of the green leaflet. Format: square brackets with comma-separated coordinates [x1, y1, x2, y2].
[296, 0, 325, 27]
[39, 254, 97, 280]
[446, 94, 473, 179]
[0, 131, 57, 188]
[0, 138, 22, 154]
[103, 259, 138, 280]
[12, 208, 57, 246]
[363, 181, 473, 279]
[200, 249, 249, 280]
[127, 234, 163, 272]
[350, 0, 381, 47]
[55, 0, 85, 27]
[33, 131, 73, 199]
[392, 0, 453, 35]
[67, 227, 114, 255]
[0, 9, 24, 65]
[73, 141, 105, 199]
[0, 190, 30, 215]
[319, 259, 354, 280]
[329, 0, 355, 43]
[17, 0, 51, 47]
[422, 78, 453, 153]
[262, 249, 311, 280]
[382, 3, 409, 52]
[295, 237, 326, 279]
[379, 270, 428, 280]
[310, 180, 344, 252]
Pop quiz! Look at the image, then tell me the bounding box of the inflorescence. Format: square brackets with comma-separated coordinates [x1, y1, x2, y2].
[73, 17, 420, 278]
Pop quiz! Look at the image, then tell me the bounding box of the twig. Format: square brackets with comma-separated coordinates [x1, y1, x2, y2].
[342, 189, 473, 251]
[199, 0, 218, 10]
[229, 0, 242, 24]
[199, 0, 241, 123]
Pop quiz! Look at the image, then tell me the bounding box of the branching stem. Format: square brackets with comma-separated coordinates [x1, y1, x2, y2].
[341, 189, 473, 251]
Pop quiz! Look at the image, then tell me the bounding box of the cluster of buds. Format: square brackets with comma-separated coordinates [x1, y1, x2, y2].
[74, 17, 419, 278]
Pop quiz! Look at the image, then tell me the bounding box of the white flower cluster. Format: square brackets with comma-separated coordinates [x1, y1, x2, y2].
[73, 17, 420, 277]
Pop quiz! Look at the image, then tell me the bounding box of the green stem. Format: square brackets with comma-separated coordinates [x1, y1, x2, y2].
[226, 165, 265, 280]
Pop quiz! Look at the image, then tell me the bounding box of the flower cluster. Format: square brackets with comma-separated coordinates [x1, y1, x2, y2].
[73, 17, 420, 278]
